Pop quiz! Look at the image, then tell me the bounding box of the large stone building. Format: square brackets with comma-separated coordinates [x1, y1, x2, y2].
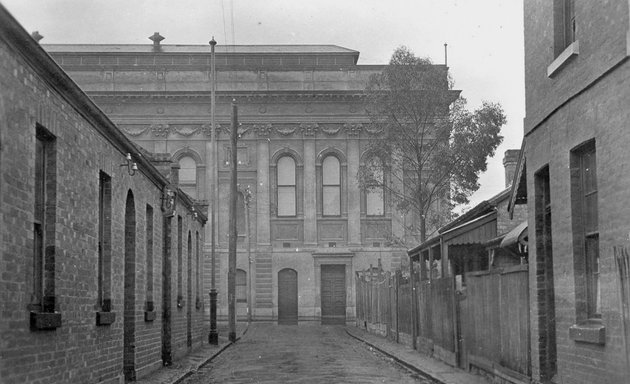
[0, 6, 206, 383]
[510, 1, 630, 383]
[44, 35, 454, 323]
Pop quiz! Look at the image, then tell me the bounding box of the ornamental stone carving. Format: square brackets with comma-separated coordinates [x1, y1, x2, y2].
[173, 124, 201, 137]
[254, 123, 273, 137]
[320, 123, 342, 136]
[300, 123, 319, 136]
[343, 123, 363, 136]
[121, 124, 151, 137]
[365, 124, 384, 136]
[275, 125, 297, 136]
[151, 124, 171, 137]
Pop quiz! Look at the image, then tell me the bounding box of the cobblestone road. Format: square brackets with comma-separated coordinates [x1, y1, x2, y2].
[182, 323, 433, 384]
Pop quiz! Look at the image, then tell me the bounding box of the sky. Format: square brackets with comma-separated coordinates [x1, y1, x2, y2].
[1, 0, 525, 212]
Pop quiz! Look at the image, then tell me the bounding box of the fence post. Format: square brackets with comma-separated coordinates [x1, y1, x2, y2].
[410, 258, 418, 351]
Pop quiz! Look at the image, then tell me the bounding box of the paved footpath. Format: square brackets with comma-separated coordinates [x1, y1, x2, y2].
[181, 323, 434, 383]
[345, 326, 490, 384]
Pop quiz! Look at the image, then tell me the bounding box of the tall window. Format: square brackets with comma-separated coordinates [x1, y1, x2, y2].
[98, 171, 112, 312]
[178, 156, 197, 199]
[535, 166, 556, 379]
[177, 216, 183, 304]
[236, 269, 247, 303]
[571, 140, 600, 320]
[554, 0, 576, 56]
[277, 156, 296, 217]
[33, 126, 56, 312]
[146, 205, 154, 306]
[322, 156, 341, 216]
[196, 231, 200, 304]
[366, 158, 384, 216]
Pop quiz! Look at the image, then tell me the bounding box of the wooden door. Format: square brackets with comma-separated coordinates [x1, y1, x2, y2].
[278, 269, 298, 325]
[321, 265, 346, 325]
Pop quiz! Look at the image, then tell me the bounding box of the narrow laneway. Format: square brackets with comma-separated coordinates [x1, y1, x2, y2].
[182, 323, 433, 384]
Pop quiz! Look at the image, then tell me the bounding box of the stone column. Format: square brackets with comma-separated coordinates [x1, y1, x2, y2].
[347, 135, 361, 246]
[303, 137, 317, 245]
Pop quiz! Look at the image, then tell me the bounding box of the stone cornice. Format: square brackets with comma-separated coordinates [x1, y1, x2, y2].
[88, 90, 367, 103]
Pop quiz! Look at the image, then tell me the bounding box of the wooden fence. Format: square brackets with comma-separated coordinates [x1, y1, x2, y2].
[356, 263, 530, 381]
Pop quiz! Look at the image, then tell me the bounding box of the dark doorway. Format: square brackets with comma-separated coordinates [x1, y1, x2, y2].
[278, 269, 298, 325]
[321, 264, 346, 325]
[123, 191, 136, 381]
[161, 216, 172, 366]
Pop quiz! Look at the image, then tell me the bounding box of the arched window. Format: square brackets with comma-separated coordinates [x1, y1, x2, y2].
[366, 157, 385, 216]
[236, 269, 247, 303]
[277, 156, 296, 217]
[322, 156, 341, 216]
[178, 156, 197, 199]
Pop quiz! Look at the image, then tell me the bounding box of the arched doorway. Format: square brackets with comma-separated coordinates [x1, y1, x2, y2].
[123, 190, 136, 381]
[278, 269, 297, 325]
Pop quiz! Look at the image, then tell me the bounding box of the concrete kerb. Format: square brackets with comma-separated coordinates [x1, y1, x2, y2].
[171, 324, 250, 384]
[345, 328, 441, 384]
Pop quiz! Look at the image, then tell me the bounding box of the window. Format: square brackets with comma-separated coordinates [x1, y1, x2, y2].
[535, 166, 557, 379]
[146, 205, 154, 307]
[554, 0, 575, 57]
[322, 156, 341, 216]
[178, 156, 197, 199]
[33, 126, 56, 313]
[97, 172, 113, 312]
[571, 140, 600, 320]
[236, 269, 247, 303]
[196, 232, 200, 305]
[277, 156, 296, 216]
[177, 216, 183, 305]
[366, 157, 385, 216]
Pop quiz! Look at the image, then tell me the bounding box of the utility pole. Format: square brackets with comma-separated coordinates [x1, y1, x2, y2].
[228, 100, 238, 342]
[208, 37, 218, 345]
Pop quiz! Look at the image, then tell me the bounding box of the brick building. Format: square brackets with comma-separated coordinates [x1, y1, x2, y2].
[510, 1, 630, 383]
[42, 32, 455, 323]
[0, 6, 206, 383]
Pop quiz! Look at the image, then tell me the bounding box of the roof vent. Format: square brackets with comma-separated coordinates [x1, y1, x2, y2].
[149, 32, 165, 51]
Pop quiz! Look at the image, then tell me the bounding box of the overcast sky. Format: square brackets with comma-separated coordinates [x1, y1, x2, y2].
[1, 0, 525, 212]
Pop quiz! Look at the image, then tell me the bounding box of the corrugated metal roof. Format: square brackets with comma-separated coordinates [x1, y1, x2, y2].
[43, 44, 360, 54]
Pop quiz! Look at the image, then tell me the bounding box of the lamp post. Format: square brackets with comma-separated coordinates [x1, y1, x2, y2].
[208, 36, 218, 345]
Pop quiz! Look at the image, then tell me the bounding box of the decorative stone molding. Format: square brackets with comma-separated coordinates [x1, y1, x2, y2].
[254, 123, 273, 137]
[275, 125, 297, 136]
[300, 123, 319, 136]
[365, 124, 383, 136]
[172, 124, 201, 137]
[151, 123, 171, 137]
[202, 123, 222, 137]
[121, 124, 151, 137]
[321, 123, 342, 136]
[344, 123, 363, 136]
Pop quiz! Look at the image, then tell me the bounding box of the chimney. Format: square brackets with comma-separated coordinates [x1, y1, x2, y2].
[503, 149, 520, 188]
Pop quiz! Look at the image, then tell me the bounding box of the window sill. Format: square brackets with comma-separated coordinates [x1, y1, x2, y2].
[547, 40, 579, 78]
[144, 310, 157, 322]
[31, 311, 62, 330]
[96, 311, 116, 326]
[569, 321, 605, 344]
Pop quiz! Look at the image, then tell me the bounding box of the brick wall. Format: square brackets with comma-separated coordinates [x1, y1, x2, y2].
[0, 11, 205, 384]
[524, 59, 630, 384]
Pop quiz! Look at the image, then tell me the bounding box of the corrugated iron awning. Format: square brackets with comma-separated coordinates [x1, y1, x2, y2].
[500, 221, 528, 254]
[442, 211, 497, 245]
